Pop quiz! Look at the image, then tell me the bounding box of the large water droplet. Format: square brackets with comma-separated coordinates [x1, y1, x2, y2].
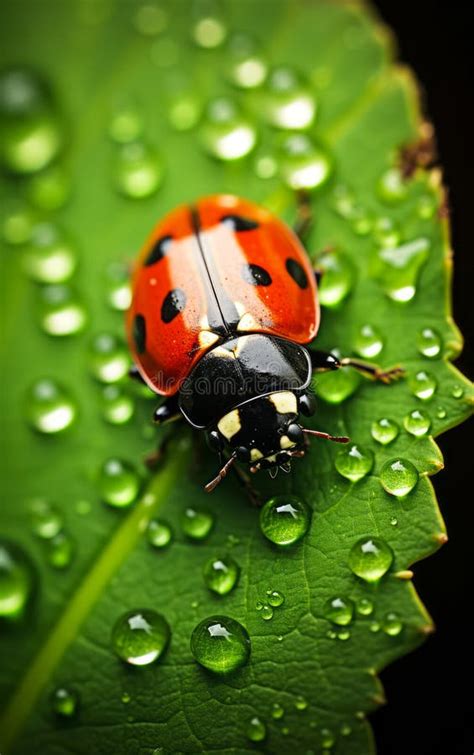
[190, 615, 250, 673]
[226, 33, 267, 89]
[260, 495, 311, 546]
[348, 537, 394, 582]
[29, 498, 63, 539]
[279, 134, 332, 191]
[0, 67, 63, 174]
[46, 531, 74, 569]
[335, 443, 374, 482]
[23, 223, 77, 283]
[371, 418, 399, 445]
[26, 378, 77, 434]
[50, 686, 79, 717]
[354, 324, 384, 358]
[200, 98, 256, 161]
[404, 409, 431, 437]
[112, 608, 170, 665]
[27, 164, 71, 211]
[146, 518, 173, 549]
[377, 167, 408, 204]
[89, 332, 130, 384]
[38, 284, 87, 337]
[260, 66, 316, 129]
[324, 596, 354, 626]
[114, 142, 163, 198]
[408, 370, 437, 400]
[246, 716, 266, 742]
[99, 458, 141, 508]
[318, 250, 354, 308]
[203, 556, 240, 595]
[0, 539, 35, 619]
[375, 238, 430, 302]
[380, 459, 418, 497]
[181, 506, 214, 540]
[417, 327, 442, 358]
[314, 364, 360, 404]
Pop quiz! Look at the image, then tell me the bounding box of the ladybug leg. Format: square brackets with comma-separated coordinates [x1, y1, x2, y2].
[293, 189, 313, 242]
[311, 350, 404, 384]
[310, 350, 341, 372]
[153, 395, 181, 425]
[232, 464, 263, 507]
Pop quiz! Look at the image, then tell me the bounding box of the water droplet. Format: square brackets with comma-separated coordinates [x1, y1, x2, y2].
[331, 184, 356, 219]
[203, 556, 240, 595]
[112, 608, 170, 666]
[451, 384, 464, 399]
[327, 629, 337, 640]
[50, 686, 78, 717]
[295, 695, 308, 711]
[375, 237, 430, 302]
[260, 604, 274, 621]
[417, 327, 442, 358]
[315, 364, 360, 404]
[75, 499, 91, 516]
[168, 93, 201, 131]
[324, 596, 354, 626]
[193, 14, 227, 48]
[114, 142, 163, 198]
[133, 3, 168, 36]
[349, 206, 373, 237]
[89, 332, 130, 384]
[337, 627, 351, 641]
[348, 537, 394, 583]
[371, 418, 399, 445]
[29, 498, 62, 539]
[390, 517, 398, 527]
[27, 164, 71, 211]
[146, 518, 173, 549]
[271, 702, 284, 720]
[255, 600, 263, 611]
[355, 597, 374, 616]
[104, 262, 132, 312]
[355, 324, 384, 358]
[318, 250, 354, 308]
[1, 203, 36, 245]
[190, 615, 251, 673]
[380, 458, 418, 497]
[266, 589, 284, 607]
[0, 67, 63, 174]
[246, 716, 266, 742]
[436, 406, 447, 419]
[417, 194, 437, 219]
[38, 284, 87, 337]
[320, 728, 335, 749]
[260, 66, 316, 129]
[369, 620, 381, 633]
[335, 443, 374, 482]
[23, 223, 77, 283]
[46, 531, 74, 569]
[108, 102, 144, 144]
[408, 370, 437, 400]
[279, 134, 332, 191]
[226, 33, 267, 89]
[341, 723, 352, 737]
[200, 98, 256, 161]
[121, 691, 131, 704]
[0, 539, 35, 619]
[383, 612, 403, 636]
[26, 378, 77, 434]
[99, 458, 141, 508]
[253, 151, 278, 180]
[404, 409, 431, 437]
[101, 385, 135, 425]
[377, 167, 408, 204]
[372, 216, 401, 248]
[259, 495, 311, 546]
[181, 506, 214, 540]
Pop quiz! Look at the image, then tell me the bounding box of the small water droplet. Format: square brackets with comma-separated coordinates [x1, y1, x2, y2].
[89, 332, 130, 384]
[226, 33, 267, 89]
[408, 370, 437, 400]
[375, 237, 430, 302]
[108, 101, 144, 144]
[271, 702, 285, 720]
[246, 716, 266, 742]
[324, 596, 354, 626]
[26, 378, 77, 434]
[75, 499, 91, 516]
[451, 384, 464, 399]
[417, 327, 442, 358]
[417, 194, 437, 219]
[279, 134, 332, 191]
[295, 695, 308, 711]
[436, 406, 447, 419]
[341, 723, 352, 736]
[190, 615, 251, 673]
[46, 531, 74, 569]
[38, 284, 87, 337]
[133, 3, 168, 36]
[23, 223, 77, 283]
[114, 142, 163, 198]
[27, 164, 71, 211]
[318, 250, 355, 308]
[260, 66, 316, 129]
[371, 418, 399, 445]
[320, 727, 335, 749]
[335, 443, 374, 482]
[103, 262, 132, 311]
[167, 92, 201, 131]
[355, 324, 384, 358]
[181, 506, 214, 540]
[372, 216, 401, 248]
[1, 203, 36, 245]
[200, 97, 256, 161]
[203, 555, 240, 595]
[404, 409, 431, 437]
[99, 458, 141, 508]
[29, 498, 63, 539]
[383, 612, 403, 636]
[50, 686, 78, 717]
[260, 604, 274, 621]
[380, 458, 419, 497]
[355, 597, 374, 616]
[377, 167, 408, 204]
[146, 518, 173, 549]
[253, 151, 278, 180]
[259, 495, 311, 546]
[369, 620, 381, 633]
[121, 691, 131, 704]
[101, 385, 135, 425]
[112, 608, 170, 666]
[390, 517, 398, 527]
[348, 537, 394, 583]
[350, 206, 373, 236]
[266, 589, 284, 607]
[337, 627, 351, 641]
[331, 184, 356, 219]
[192, 13, 227, 48]
[0, 539, 35, 619]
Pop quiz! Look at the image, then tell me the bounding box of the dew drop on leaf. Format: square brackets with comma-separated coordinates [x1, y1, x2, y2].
[324, 596, 354, 626]
[320, 727, 335, 749]
[375, 237, 430, 303]
[417, 327, 442, 358]
[23, 223, 77, 284]
[253, 151, 278, 180]
[192, 14, 227, 49]
[108, 102, 144, 144]
[266, 589, 284, 607]
[259, 495, 311, 546]
[382, 612, 403, 636]
[246, 716, 266, 742]
[376, 167, 408, 204]
[337, 627, 351, 641]
[408, 370, 437, 400]
[348, 536, 394, 583]
[354, 324, 384, 358]
[203, 555, 240, 595]
[46, 531, 74, 570]
[26, 164, 70, 211]
[38, 284, 87, 337]
[50, 686, 79, 717]
[451, 384, 464, 399]
[295, 695, 308, 711]
[190, 615, 251, 673]
[369, 621, 381, 633]
[101, 385, 135, 425]
[111, 608, 171, 666]
[89, 332, 130, 384]
[260, 604, 273, 621]
[335, 443, 374, 482]
[146, 518, 173, 549]
[279, 133, 332, 192]
[0, 539, 35, 620]
[260, 66, 316, 129]
[114, 142, 164, 198]
[1, 202, 36, 245]
[271, 702, 284, 720]
[167, 93, 201, 131]
[315, 364, 360, 404]
[371, 417, 399, 445]
[225, 33, 267, 89]
[98, 458, 141, 508]
[181, 506, 214, 540]
[380, 458, 419, 497]
[355, 597, 374, 617]
[29, 498, 63, 539]
[403, 409, 431, 437]
[317, 250, 354, 308]
[372, 216, 401, 248]
[200, 97, 257, 161]
[26, 378, 77, 434]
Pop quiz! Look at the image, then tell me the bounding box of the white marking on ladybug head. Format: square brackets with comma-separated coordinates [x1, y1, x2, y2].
[237, 312, 260, 331]
[198, 330, 219, 348]
[268, 391, 298, 415]
[217, 409, 242, 440]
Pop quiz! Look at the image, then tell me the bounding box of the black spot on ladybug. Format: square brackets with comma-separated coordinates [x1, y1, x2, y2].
[221, 215, 259, 232]
[286, 258, 308, 289]
[144, 235, 172, 266]
[161, 288, 187, 323]
[133, 314, 146, 353]
[241, 263, 272, 287]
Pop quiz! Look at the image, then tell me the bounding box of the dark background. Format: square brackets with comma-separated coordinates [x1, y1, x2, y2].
[372, 2, 473, 754]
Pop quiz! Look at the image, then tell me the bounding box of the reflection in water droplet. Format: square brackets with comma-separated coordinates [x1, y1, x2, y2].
[377, 167, 408, 204]
[181, 507, 214, 540]
[324, 596, 354, 626]
[190, 615, 251, 673]
[404, 409, 431, 437]
[417, 327, 442, 358]
[200, 98, 256, 161]
[246, 716, 266, 742]
[371, 418, 399, 445]
[260, 66, 316, 129]
[260, 495, 311, 546]
[51, 686, 78, 717]
[29, 498, 63, 539]
[112, 608, 171, 665]
[0, 539, 35, 619]
[390, 517, 398, 527]
[38, 284, 87, 337]
[203, 556, 240, 595]
[348, 537, 394, 583]
[99, 458, 141, 508]
[408, 370, 437, 400]
[436, 406, 447, 419]
[355, 597, 374, 616]
[101, 385, 135, 425]
[26, 378, 77, 434]
[355, 324, 384, 358]
[46, 531, 74, 569]
[114, 142, 163, 198]
[279, 134, 332, 191]
[318, 250, 354, 308]
[375, 238, 430, 302]
[27, 164, 70, 211]
[23, 223, 77, 284]
[89, 332, 130, 384]
[383, 612, 403, 636]
[335, 443, 374, 482]
[380, 458, 419, 497]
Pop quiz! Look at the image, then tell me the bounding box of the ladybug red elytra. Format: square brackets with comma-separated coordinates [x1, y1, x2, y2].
[126, 194, 402, 493]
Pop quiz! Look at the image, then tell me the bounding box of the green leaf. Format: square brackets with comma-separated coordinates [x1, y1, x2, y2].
[0, 1, 472, 753]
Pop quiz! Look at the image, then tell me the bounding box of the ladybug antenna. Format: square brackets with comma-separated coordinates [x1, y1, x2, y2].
[302, 428, 350, 444]
[204, 454, 236, 493]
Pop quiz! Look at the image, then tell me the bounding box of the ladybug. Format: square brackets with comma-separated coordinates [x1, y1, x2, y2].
[126, 194, 402, 493]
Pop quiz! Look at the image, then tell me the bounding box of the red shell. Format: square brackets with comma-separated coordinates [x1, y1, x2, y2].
[126, 194, 319, 396]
